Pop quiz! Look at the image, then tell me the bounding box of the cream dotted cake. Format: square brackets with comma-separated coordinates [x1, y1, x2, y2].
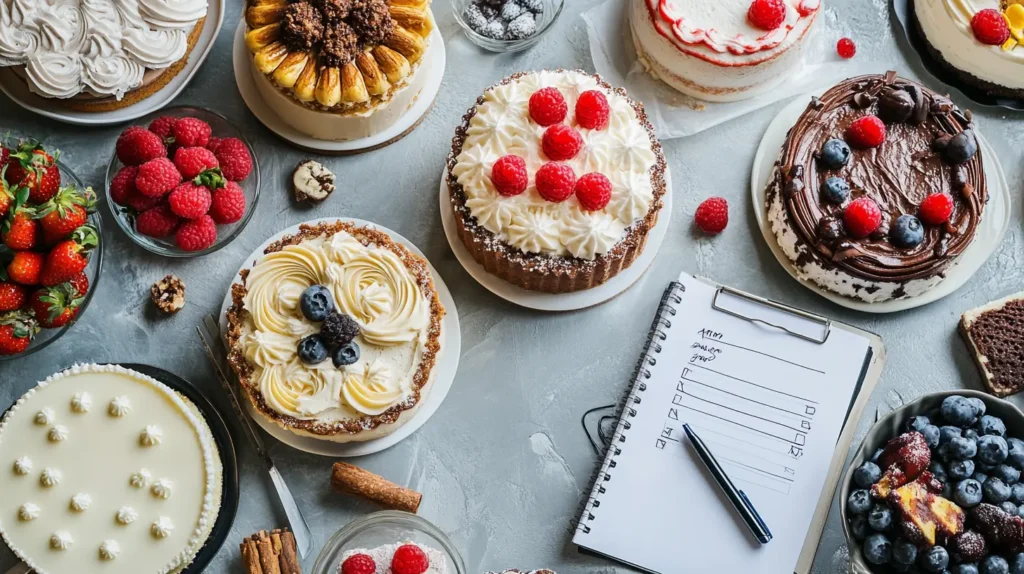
[0, 364, 223, 574]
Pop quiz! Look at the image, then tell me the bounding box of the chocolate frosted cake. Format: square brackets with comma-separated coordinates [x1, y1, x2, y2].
[766, 71, 988, 303]
[960, 292, 1024, 396]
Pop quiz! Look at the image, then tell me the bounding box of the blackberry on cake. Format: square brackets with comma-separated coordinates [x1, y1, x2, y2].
[961, 292, 1024, 397]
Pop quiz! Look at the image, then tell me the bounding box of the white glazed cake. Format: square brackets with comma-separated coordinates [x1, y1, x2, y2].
[630, 0, 820, 102]
[0, 364, 223, 574]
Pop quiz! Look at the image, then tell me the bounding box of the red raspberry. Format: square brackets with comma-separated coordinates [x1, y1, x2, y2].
[535, 163, 577, 203]
[845, 115, 886, 149]
[747, 0, 787, 31]
[694, 197, 729, 234]
[116, 126, 167, 166]
[575, 173, 612, 211]
[490, 155, 528, 197]
[971, 9, 1010, 45]
[172, 117, 212, 147]
[213, 138, 253, 181]
[206, 137, 224, 154]
[173, 146, 219, 179]
[843, 197, 882, 238]
[135, 157, 182, 198]
[391, 544, 429, 574]
[529, 87, 568, 127]
[542, 124, 583, 161]
[109, 166, 138, 206]
[148, 116, 178, 139]
[209, 181, 246, 224]
[174, 215, 217, 251]
[135, 205, 180, 238]
[575, 90, 610, 131]
[837, 37, 857, 59]
[168, 181, 212, 219]
[340, 553, 376, 574]
[919, 192, 954, 225]
[126, 191, 161, 212]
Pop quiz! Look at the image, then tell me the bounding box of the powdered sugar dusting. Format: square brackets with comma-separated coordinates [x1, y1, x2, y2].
[340, 542, 448, 574]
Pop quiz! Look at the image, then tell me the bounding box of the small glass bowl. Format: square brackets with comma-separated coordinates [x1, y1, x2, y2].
[451, 0, 564, 53]
[311, 511, 466, 574]
[104, 106, 261, 258]
[0, 162, 103, 361]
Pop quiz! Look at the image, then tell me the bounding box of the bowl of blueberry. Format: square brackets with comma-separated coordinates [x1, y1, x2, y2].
[452, 0, 564, 52]
[842, 390, 1024, 574]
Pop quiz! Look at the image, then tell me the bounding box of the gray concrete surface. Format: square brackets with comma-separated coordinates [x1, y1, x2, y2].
[0, 0, 1021, 572]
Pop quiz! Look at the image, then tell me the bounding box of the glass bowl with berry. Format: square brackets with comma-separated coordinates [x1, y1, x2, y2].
[312, 511, 466, 574]
[452, 0, 564, 52]
[841, 390, 1024, 574]
[0, 141, 103, 360]
[105, 106, 260, 258]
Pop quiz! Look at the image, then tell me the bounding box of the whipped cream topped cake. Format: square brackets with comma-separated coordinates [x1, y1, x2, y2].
[0, 364, 223, 574]
[766, 72, 988, 303]
[0, 0, 207, 111]
[914, 0, 1024, 100]
[630, 0, 820, 102]
[446, 69, 667, 294]
[244, 0, 435, 141]
[226, 221, 444, 442]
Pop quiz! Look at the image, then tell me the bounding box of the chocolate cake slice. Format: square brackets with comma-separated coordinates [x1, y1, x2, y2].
[960, 292, 1024, 396]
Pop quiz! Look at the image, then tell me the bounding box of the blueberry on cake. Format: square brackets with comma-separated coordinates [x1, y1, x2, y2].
[766, 71, 988, 303]
[446, 69, 668, 293]
[960, 292, 1024, 396]
[226, 221, 444, 442]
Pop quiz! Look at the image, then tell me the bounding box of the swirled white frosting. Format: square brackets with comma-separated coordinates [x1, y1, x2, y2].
[50, 531, 73, 550]
[71, 392, 92, 413]
[13, 456, 31, 475]
[18, 502, 39, 521]
[109, 396, 132, 417]
[130, 469, 152, 488]
[40, 467, 61, 487]
[151, 479, 173, 499]
[0, 0, 205, 100]
[151, 516, 174, 539]
[139, 425, 162, 446]
[115, 506, 138, 525]
[453, 71, 659, 260]
[99, 539, 121, 560]
[70, 492, 92, 512]
[33, 408, 54, 425]
[47, 425, 69, 442]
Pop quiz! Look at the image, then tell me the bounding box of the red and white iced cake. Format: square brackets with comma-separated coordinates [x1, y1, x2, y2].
[630, 0, 821, 102]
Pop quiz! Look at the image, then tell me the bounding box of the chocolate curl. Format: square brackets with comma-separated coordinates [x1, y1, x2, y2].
[240, 529, 301, 574]
[331, 462, 422, 513]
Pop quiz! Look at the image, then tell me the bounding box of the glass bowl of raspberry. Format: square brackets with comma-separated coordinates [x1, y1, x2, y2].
[104, 106, 261, 258]
[452, 0, 564, 53]
[312, 511, 466, 574]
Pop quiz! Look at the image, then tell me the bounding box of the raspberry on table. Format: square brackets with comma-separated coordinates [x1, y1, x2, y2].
[212, 138, 253, 181]
[542, 124, 583, 161]
[168, 182, 212, 219]
[391, 544, 429, 574]
[747, 0, 787, 31]
[209, 182, 247, 224]
[172, 117, 212, 148]
[529, 87, 568, 127]
[845, 115, 887, 148]
[175, 215, 218, 251]
[919, 192, 954, 225]
[116, 127, 167, 166]
[843, 197, 883, 238]
[341, 553, 376, 574]
[110, 166, 139, 206]
[148, 116, 179, 139]
[575, 172, 612, 211]
[173, 147, 219, 180]
[694, 197, 729, 235]
[535, 162, 576, 203]
[135, 157, 182, 198]
[491, 154, 529, 196]
[135, 205, 180, 238]
[971, 8, 1011, 45]
[576, 90, 610, 130]
[837, 37, 857, 59]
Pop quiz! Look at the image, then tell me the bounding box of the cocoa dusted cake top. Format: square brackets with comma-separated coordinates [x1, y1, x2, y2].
[771, 71, 988, 285]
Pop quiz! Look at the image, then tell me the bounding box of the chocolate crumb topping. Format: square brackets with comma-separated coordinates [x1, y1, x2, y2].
[316, 0, 352, 22]
[349, 0, 393, 46]
[322, 21, 359, 67]
[282, 2, 324, 51]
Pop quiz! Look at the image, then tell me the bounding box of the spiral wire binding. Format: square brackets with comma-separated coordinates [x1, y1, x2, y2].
[572, 283, 685, 535]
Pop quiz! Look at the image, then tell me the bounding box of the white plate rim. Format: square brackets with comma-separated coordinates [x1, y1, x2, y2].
[232, 20, 446, 152]
[750, 90, 1012, 314]
[217, 217, 462, 457]
[439, 167, 673, 312]
[0, 0, 225, 126]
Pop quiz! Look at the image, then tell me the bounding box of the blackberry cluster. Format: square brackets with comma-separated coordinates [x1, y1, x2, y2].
[320, 312, 361, 349]
[462, 0, 543, 41]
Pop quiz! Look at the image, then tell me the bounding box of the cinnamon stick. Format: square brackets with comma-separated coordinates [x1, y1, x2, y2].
[331, 462, 422, 513]
[239, 529, 300, 574]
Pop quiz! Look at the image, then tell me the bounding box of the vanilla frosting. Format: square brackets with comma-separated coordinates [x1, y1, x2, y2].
[0, 0, 205, 100]
[453, 70, 659, 261]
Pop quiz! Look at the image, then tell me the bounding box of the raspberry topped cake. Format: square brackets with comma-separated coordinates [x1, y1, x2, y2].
[630, 0, 821, 102]
[446, 70, 667, 294]
[766, 72, 988, 303]
[226, 221, 444, 443]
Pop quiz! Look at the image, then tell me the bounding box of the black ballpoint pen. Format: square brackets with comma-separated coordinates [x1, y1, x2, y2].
[683, 423, 773, 545]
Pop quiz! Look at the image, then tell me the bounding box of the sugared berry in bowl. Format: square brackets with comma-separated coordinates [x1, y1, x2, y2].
[459, 0, 551, 49]
[694, 197, 729, 235]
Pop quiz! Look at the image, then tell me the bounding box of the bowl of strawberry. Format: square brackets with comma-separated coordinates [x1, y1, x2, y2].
[0, 140, 103, 359]
[105, 107, 260, 257]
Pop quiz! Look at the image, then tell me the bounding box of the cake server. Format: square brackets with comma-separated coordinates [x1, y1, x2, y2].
[197, 317, 313, 559]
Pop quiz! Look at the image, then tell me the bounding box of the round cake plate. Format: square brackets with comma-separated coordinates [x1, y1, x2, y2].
[439, 167, 673, 312]
[232, 21, 445, 155]
[750, 90, 1012, 314]
[217, 218, 461, 458]
[0, 0, 225, 126]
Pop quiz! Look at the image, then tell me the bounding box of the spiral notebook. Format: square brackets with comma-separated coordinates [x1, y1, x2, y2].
[573, 272, 886, 574]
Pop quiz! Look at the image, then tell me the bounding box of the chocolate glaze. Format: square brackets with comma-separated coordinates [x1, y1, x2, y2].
[770, 73, 987, 283]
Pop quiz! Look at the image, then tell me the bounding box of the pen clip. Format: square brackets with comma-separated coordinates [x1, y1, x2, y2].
[738, 490, 772, 541]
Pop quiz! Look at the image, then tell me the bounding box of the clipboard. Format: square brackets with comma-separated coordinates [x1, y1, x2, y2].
[578, 274, 886, 574]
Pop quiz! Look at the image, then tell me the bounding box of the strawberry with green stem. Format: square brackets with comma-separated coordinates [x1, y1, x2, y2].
[40, 225, 97, 286]
[29, 283, 82, 328]
[0, 310, 37, 355]
[4, 142, 60, 204]
[7, 251, 44, 285]
[35, 185, 95, 242]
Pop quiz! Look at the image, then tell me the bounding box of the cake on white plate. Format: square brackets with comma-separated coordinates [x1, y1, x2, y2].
[0, 364, 223, 574]
[630, 0, 821, 102]
[0, 0, 208, 112]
